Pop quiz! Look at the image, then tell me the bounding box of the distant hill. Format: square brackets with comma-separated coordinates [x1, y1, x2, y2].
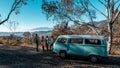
[0, 32, 24, 37]
[30, 27, 53, 32]
[95, 20, 107, 28]
[0, 27, 53, 37]
[87, 20, 107, 28]
[30, 27, 53, 36]
[0, 21, 109, 37]
[35, 31, 52, 36]
[0, 31, 52, 37]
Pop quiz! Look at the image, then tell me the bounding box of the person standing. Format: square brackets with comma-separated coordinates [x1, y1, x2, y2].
[50, 36, 54, 51]
[35, 34, 39, 52]
[45, 36, 49, 51]
[41, 36, 45, 51]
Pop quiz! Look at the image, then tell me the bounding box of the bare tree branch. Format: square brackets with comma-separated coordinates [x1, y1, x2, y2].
[75, 0, 100, 35]
[109, 0, 120, 24]
[109, 0, 115, 23]
[106, 0, 110, 23]
[88, 0, 107, 18]
[115, 3, 120, 11]
[79, 0, 101, 35]
[0, 0, 16, 25]
[0, 0, 27, 25]
[114, 0, 120, 5]
[98, 0, 106, 7]
[104, 0, 106, 2]
[112, 10, 120, 24]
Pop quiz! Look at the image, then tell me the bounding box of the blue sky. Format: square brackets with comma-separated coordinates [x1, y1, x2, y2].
[0, 0, 107, 32]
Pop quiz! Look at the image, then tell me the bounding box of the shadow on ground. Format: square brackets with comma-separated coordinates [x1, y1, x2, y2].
[0, 45, 120, 68]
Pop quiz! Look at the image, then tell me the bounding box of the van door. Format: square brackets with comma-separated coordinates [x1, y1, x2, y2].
[67, 38, 84, 56]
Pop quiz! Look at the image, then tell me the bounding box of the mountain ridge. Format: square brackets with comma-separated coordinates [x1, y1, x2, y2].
[0, 27, 53, 36]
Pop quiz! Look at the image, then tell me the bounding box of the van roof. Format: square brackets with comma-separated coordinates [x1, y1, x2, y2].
[58, 35, 105, 39]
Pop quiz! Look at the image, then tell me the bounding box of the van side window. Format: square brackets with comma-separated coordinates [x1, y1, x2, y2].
[85, 39, 101, 45]
[70, 38, 83, 44]
[57, 38, 67, 43]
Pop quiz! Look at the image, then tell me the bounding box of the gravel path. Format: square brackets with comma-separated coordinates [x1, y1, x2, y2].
[0, 44, 120, 68]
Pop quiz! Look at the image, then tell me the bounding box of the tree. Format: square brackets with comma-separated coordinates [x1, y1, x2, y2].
[42, 0, 98, 34]
[52, 21, 96, 38]
[85, 0, 120, 53]
[22, 32, 33, 44]
[23, 32, 31, 39]
[0, 0, 27, 25]
[1, 21, 19, 45]
[113, 18, 120, 43]
[52, 22, 70, 38]
[42, 0, 88, 26]
[42, 0, 120, 53]
[3, 21, 19, 34]
[70, 0, 120, 53]
[78, 0, 100, 35]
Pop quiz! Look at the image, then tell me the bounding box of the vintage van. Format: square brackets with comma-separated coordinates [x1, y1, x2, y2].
[53, 35, 108, 62]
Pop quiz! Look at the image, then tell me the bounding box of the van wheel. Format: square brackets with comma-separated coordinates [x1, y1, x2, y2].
[59, 51, 66, 59]
[89, 55, 98, 63]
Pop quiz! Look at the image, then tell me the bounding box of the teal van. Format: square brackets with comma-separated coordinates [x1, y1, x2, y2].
[53, 35, 108, 62]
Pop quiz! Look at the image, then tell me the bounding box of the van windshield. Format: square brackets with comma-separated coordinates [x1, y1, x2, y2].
[57, 38, 67, 43]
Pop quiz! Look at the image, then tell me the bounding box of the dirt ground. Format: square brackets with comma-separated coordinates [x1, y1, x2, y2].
[0, 44, 120, 68]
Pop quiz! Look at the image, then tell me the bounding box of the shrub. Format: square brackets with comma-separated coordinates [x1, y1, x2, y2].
[0, 40, 3, 44]
[2, 39, 20, 46]
[9, 40, 19, 46]
[2, 39, 9, 46]
[21, 38, 33, 44]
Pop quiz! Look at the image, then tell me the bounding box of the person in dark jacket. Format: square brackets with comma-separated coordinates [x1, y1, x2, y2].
[35, 34, 39, 52]
[50, 36, 54, 51]
[45, 36, 49, 51]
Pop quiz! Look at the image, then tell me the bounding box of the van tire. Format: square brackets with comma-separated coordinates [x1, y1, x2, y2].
[59, 51, 67, 59]
[89, 55, 98, 63]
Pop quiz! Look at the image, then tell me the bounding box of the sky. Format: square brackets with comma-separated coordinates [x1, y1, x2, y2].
[0, 0, 108, 32]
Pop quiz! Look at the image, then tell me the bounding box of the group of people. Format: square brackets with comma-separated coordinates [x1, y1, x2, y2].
[35, 34, 54, 52]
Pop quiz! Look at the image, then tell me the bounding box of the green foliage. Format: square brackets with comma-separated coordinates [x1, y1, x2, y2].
[42, 0, 87, 23]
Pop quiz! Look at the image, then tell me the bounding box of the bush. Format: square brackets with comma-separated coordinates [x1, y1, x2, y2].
[2, 39, 9, 46]
[2, 39, 20, 46]
[9, 40, 19, 46]
[0, 41, 3, 44]
[21, 38, 33, 44]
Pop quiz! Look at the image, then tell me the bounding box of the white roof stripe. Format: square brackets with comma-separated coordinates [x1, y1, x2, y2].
[58, 35, 105, 39]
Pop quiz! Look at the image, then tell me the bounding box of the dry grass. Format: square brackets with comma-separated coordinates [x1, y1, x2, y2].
[111, 44, 120, 55]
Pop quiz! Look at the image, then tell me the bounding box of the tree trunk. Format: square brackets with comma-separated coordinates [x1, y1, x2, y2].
[108, 23, 113, 54]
